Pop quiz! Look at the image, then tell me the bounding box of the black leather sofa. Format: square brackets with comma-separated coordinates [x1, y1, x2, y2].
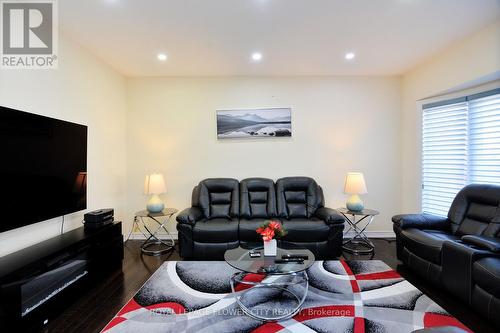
[176, 177, 345, 260]
[393, 184, 500, 328]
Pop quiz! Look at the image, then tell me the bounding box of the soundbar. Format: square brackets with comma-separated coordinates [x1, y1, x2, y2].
[84, 209, 114, 223]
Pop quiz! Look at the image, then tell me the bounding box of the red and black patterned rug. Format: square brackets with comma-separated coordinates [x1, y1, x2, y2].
[102, 260, 470, 333]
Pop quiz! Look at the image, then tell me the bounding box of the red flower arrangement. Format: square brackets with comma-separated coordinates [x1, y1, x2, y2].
[256, 220, 287, 241]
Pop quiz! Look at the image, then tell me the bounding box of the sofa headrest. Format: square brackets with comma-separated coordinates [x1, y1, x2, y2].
[276, 177, 323, 219]
[240, 178, 277, 219]
[196, 178, 239, 219]
[448, 184, 500, 237]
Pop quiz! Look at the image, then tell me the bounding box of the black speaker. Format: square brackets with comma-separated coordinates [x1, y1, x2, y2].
[84, 208, 114, 223]
[83, 217, 114, 229]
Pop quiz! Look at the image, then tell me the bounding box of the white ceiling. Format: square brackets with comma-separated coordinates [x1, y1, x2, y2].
[60, 0, 500, 77]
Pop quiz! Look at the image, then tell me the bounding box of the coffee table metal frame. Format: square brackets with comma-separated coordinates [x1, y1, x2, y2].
[130, 208, 178, 256]
[225, 244, 313, 322]
[337, 208, 379, 255]
[230, 270, 309, 322]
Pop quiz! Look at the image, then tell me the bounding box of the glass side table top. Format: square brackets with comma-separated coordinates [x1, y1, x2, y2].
[336, 207, 379, 216]
[135, 208, 178, 218]
[224, 241, 315, 275]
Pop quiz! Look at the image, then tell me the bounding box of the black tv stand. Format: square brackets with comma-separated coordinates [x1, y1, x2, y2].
[0, 222, 123, 331]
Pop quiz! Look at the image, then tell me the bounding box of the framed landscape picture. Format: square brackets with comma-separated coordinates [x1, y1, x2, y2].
[216, 108, 292, 139]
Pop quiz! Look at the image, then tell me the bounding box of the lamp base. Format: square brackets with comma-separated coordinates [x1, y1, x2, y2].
[147, 194, 165, 213]
[346, 194, 364, 212]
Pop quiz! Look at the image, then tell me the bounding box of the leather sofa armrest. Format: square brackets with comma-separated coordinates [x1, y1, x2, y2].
[392, 214, 449, 230]
[442, 240, 500, 303]
[462, 235, 500, 253]
[176, 207, 204, 225]
[315, 207, 345, 225]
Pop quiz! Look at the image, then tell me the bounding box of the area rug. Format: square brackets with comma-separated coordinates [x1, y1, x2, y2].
[102, 260, 471, 333]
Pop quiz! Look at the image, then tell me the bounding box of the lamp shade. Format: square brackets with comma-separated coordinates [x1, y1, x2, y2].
[343, 172, 368, 194]
[144, 173, 166, 195]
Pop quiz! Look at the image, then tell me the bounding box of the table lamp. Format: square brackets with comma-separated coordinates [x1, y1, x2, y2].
[343, 172, 367, 211]
[144, 173, 166, 213]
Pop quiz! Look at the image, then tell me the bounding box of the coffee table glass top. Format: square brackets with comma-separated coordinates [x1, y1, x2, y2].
[224, 242, 315, 275]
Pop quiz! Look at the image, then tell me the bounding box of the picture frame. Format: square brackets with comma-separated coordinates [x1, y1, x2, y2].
[216, 107, 292, 139]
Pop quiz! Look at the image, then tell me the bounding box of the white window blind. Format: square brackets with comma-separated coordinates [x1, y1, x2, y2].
[422, 89, 500, 216]
[469, 94, 500, 185]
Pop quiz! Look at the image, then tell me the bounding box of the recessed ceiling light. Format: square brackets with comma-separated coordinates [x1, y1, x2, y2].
[345, 52, 355, 60]
[157, 53, 168, 61]
[251, 52, 263, 62]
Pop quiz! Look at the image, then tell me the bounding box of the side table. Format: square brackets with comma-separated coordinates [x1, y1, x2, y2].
[337, 208, 379, 255]
[130, 208, 178, 256]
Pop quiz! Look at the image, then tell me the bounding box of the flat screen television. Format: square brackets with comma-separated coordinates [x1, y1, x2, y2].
[0, 106, 87, 233]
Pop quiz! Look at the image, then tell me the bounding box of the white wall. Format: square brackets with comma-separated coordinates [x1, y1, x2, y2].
[126, 76, 401, 236]
[2, 19, 497, 256]
[400, 20, 500, 212]
[0, 35, 127, 256]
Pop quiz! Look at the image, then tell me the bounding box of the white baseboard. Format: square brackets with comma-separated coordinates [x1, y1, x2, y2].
[125, 230, 395, 241]
[126, 231, 179, 240]
[344, 231, 395, 239]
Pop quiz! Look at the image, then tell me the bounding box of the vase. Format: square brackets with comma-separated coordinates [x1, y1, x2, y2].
[263, 239, 277, 256]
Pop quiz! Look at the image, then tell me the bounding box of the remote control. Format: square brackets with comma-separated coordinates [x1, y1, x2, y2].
[275, 259, 304, 264]
[282, 254, 308, 260]
[249, 252, 261, 258]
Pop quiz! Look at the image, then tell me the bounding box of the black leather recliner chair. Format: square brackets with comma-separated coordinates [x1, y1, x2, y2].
[277, 177, 344, 258]
[177, 177, 345, 259]
[393, 184, 500, 328]
[176, 178, 240, 259]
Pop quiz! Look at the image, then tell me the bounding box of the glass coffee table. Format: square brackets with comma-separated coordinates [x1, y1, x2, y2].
[224, 242, 314, 322]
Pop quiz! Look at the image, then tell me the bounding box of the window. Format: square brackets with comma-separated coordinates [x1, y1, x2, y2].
[422, 88, 500, 216]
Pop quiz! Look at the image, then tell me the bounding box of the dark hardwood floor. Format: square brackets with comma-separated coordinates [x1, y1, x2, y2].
[44, 239, 495, 333]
